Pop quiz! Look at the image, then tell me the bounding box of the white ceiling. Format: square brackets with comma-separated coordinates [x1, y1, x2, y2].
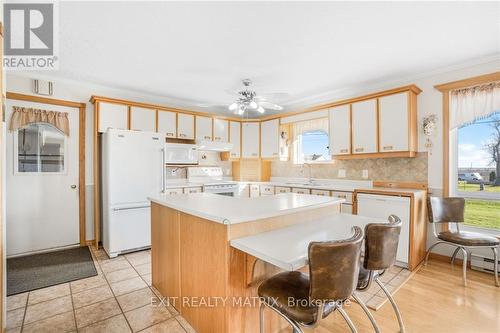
[45, 1, 500, 116]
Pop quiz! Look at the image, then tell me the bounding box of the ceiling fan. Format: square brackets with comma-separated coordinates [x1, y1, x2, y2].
[198, 79, 287, 115]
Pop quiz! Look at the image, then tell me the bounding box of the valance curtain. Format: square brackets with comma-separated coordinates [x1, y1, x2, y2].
[449, 81, 500, 129]
[292, 117, 329, 164]
[9, 106, 70, 136]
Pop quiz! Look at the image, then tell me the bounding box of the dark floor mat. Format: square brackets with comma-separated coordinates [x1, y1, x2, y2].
[7, 246, 97, 296]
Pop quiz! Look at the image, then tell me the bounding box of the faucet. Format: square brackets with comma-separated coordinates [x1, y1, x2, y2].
[305, 163, 314, 184]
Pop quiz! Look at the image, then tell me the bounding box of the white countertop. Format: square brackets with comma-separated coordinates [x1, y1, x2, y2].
[230, 214, 383, 271]
[148, 192, 345, 224]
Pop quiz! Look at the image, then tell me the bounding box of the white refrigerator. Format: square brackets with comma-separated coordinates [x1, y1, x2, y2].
[102, 129, 164, 257]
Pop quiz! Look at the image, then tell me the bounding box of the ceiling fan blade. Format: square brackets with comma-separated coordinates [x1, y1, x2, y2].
[258, 101, 283, 110]
[195, 103, 228, 108]
[224, 89, 242, 97]
[257, 92, 290, 99]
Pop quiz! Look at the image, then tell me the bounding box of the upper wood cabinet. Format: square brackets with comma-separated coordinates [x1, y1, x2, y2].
[213, 119, 229, 142]
[329, 105, 350, 156]
[378, 92, 409, 152]
[229, 121, 241, 158]
[196, 116, 213, 141]
[177, 113, 195, 140]
[130, 106, 156, 132]
[351, 99, 378, 154]
[157, 111, 177, 138]
[241, 122, 260, 158]
[98, 102, 128, 133]
[260, 119, 279, 159]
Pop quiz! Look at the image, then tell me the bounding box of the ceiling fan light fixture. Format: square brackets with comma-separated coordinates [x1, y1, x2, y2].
[257, 106, 265, 113]
[228, 102, 238, 111]
[249, 101, 258, 109]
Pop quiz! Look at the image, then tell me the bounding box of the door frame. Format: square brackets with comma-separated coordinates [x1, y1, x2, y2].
[6, 92, 87, 245]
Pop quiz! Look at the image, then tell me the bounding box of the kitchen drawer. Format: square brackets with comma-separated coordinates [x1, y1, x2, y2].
[165, 188, 184, 195]
[292, 188, 311, 195]
[311, 189, 330, 196]
[250, 184, 260, 197]
[341, 203, 353, 214]
[183, 187, 202, 194]
[275, 186, 291, 194]
[260, 185, 275, 195]
[332, 191, 353, 203]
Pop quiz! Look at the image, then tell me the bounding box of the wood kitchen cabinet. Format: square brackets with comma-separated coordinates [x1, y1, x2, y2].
[329, 104, 350, 156]
[260, 119, 279, 159]
[177, 113, 195, 140]
[157, 110, 177, 138]
[260, 185, 275, 196]
[130, 106, 156, 132]
[352, 99, 378, 154]
[310, 189, 330, 196]
[241, 122, 260, 158]
[229, 121, 241, 159]
[98, 102, 128, 133]
[292, 188, 311, 195]
[213, 118, 229, 142]
[196, 116, 213, 141]
[379, 92, 410, 152]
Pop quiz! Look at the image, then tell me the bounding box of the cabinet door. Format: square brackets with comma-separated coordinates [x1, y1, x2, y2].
[177, 113, 194, 140]
[329, 104, 351, 155]
[352, 99, 377, 154]
[157, 111, 177, 138]
[241, 122, 260, 158]
[250, 184, 260, 197]
[98, 102, 128, 133]
[196, 116, 213, 141]
[379, 92, 409, 152]
[130, 106, 156, 132]
[275, 186, 291, 194]
[260, 119, 279, 158]
[229, 121, 241, 158]
[213, 119, 228, 142]
[311, 189, 330, 196]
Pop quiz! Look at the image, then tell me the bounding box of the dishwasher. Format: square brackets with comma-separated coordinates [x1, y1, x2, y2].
[356, 193, 410, 267]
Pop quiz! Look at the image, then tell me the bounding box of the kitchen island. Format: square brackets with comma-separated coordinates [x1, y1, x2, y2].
[148, 193, 345, 333]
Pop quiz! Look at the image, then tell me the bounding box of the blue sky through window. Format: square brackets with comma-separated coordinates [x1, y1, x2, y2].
[458, 113, 498, 168]
[301, 130, 330, 161]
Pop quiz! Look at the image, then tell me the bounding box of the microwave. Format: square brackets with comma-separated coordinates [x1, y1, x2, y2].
[164, 143, 199, 164]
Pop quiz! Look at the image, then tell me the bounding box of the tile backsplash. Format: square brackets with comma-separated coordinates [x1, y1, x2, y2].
[271, 152, 428, 183]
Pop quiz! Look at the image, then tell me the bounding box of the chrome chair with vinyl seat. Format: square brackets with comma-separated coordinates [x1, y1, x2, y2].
[355, 215, 405, 333]
[257, 226, 364, 333]
[425, 197, 499, 287]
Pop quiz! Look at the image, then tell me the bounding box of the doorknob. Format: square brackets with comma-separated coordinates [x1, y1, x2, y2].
[70, 185, 77, 189]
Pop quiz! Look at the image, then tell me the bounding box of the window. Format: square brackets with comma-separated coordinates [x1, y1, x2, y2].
[16, 123, 66, 173]
[292, 118, 331, 164]
[453, 113, 499, 230]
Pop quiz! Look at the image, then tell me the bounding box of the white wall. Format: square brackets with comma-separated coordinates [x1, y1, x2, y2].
[6, 57, 499, 251]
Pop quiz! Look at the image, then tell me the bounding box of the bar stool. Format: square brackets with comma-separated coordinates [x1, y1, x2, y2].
[355, 215, 405, 333]
[425, 197, 499, 287]
[258, 226, 364, 333]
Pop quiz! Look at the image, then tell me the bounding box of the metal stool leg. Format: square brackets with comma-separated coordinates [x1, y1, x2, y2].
[424, 242, 446, 266]
[460, 247, 468, 287]
[259, 302, 265, 333]
[375, 277, 405, 333]
[352, 293, 380, 333]
[450, 247, 460, 266]
[338, 307, 358, 333]
[492, 246, 499, 287]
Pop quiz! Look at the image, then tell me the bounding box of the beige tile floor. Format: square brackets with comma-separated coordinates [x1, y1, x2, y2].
[6, 248, 196, 333]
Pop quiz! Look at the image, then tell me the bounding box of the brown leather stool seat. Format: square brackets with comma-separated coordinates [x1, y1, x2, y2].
[258, 271, 336, 324]
[438, 230, 500, 246]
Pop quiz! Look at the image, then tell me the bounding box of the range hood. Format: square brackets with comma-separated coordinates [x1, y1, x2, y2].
[196, 140, 233, 152]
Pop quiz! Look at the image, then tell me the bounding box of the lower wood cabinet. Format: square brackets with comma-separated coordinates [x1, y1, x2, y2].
[310, 189, 330, 196]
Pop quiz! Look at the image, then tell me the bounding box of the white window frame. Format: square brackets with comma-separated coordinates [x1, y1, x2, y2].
[13, 123, 68, 175]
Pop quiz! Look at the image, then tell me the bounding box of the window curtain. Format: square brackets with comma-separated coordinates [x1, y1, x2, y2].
[9, 106, 70, 136]
[449, 81, 500, 129]
[292, 117, 329, 164]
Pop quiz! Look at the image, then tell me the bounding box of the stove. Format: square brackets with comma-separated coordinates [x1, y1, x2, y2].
[187, 167, 238, 196]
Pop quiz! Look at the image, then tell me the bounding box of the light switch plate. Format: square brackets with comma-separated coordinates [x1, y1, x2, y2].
[362, 170, 369, 179]
[338, 169, 346, 178]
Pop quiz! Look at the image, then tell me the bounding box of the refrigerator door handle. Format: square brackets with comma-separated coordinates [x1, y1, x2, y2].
[161, 147, 166, 193]
[113, 205, 150, 211]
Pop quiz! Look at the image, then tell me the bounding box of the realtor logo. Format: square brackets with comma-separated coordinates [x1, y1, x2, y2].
[3, 2, 59, 70]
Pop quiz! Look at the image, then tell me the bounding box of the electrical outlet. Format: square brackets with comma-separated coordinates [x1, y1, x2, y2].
[362, 170, 369, 179]
[338, 169, 346, 178]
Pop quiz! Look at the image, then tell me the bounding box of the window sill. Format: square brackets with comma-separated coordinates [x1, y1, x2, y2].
[461, 224, 500, 239]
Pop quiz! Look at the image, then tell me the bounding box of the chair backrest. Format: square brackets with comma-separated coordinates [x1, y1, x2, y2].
[427, 197, 465, 224]
[308, 226, 363, 302]
[363, 215, 402, 271]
